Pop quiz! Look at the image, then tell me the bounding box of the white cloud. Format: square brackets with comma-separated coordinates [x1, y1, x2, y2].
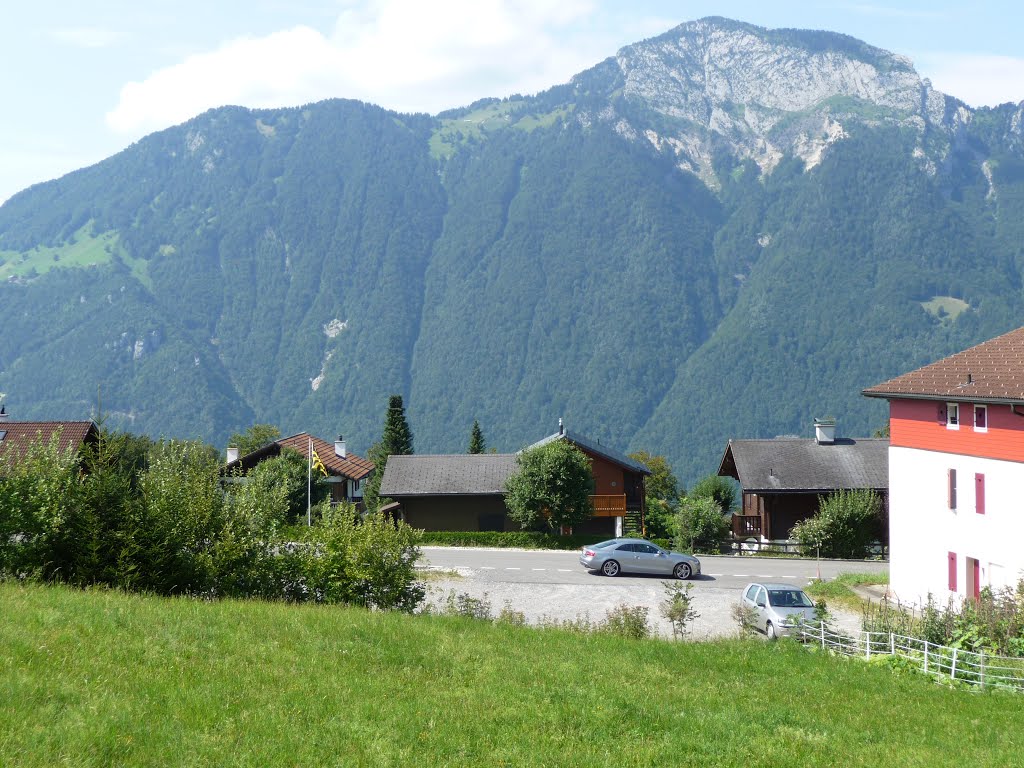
[50, 26, 119, 48]
[916, 53, 1024, 107]
[105, 0, 635, 137]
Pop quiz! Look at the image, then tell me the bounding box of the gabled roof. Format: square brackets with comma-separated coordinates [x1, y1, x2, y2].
[0, 420, 98, 463]
[526, 429, 651, 475]
[863, 326, 1024, 404]
[718, 437, 888, 493]
[224, 433, 374, 481]
[380, 454, 519, 496]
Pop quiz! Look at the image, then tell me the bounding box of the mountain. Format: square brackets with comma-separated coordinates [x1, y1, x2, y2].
[2, 17, 1023, 485]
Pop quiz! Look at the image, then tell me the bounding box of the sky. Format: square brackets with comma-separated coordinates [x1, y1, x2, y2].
[2, 1, 1023, 204]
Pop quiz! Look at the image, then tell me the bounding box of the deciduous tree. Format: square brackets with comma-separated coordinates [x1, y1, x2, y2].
[504, 440, 593, 532]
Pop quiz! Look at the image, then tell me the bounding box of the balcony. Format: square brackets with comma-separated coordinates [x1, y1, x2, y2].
[590, 494, 627, 517]
[732, 514, 762, 537]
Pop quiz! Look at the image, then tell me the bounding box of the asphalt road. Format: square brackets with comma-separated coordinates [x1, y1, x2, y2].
[421, 546, 887, 589]
[418, 548, 888, 638]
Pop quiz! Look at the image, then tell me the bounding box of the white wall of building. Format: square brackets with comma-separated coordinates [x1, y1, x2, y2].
[889, 446, 1024, 606]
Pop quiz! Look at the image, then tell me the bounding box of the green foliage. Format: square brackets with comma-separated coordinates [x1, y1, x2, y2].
[468, 419, 485, 454]
[689, 475, 737, 512]
[363, 395, 414, 512]
[791, 489, 882, 559]
[243, 447, 326, 524]
[306, 504, 424, 612]
[504, 440, 594, 531]
[661, 581, 700, 639]
[674, 496, 729, 553]
[228, 424, 281, 457]
[601, 604, 651, 639]
[417, 530, 597, 549]
[629, 450, 679, 538]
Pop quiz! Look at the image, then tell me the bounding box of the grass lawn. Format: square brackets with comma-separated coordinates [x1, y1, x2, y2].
[806, 571, 889, 612]
[1, 581, 1020, 767]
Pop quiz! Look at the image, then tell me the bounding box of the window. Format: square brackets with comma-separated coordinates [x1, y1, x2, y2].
[975, 473, 985, 515]
[947, 469, 957, 510]
[946, 403, 959, 430]
[745, 585, 759, 601]
[974, 405, 987, 432]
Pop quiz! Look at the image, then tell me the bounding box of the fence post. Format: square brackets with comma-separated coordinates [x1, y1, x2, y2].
[865, 631, 871, 660]
[923, 641, 929, 675]
[890, 633, 895, 656]
[820, 621, 826, 650]
[950, 648, 958, 681]
[979, 651, 986, 689]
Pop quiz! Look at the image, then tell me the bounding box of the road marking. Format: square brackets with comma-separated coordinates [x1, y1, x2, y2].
[505, 567, 521, 571]
[481, 566, 495, 570]
[757, 575, 774, 578]
[707, 573, 723, 577]
[557, 569, 572, 572]
[532, 568, 546, 571]
[734, 574, 748, 577]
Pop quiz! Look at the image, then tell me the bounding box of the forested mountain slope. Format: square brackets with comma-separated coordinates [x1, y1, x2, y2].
[2, 17, 1023, 483]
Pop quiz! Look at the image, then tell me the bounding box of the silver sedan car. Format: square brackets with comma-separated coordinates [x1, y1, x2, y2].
[740, 582, 818, 639]
[579, 538, 701, 579]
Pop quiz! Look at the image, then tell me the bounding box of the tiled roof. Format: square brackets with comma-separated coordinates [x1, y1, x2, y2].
[718, 438, 889, 493]
[225, 433, 374, 481]
[525, 430, 651, 475]
[863, 326, 1024, 403]
[380, 454, 519, 496]
[0, 421, 97, 463]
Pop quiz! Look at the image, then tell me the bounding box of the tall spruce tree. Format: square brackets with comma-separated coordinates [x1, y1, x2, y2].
[364, 395, 414, 511]
[468, 420, 485, 454]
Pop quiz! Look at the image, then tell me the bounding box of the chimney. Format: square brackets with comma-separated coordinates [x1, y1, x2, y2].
[558, 417, 564, 435]
[226, 445, 239, 464]
[814, 417, 836, 445]
[335, 435, 347, 458]
[0, 405, 7, 422]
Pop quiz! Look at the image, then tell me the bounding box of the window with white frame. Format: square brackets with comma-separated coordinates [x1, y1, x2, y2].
[974, 404, 987, 432]
[947, 402, 959, 430]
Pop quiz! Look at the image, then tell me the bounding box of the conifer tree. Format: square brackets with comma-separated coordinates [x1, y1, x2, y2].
[364, 395, 413, 511]
[468, 419, 485, 454]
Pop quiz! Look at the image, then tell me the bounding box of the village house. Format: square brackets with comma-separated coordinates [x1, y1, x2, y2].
[718, 418, 888, 545]
[379, 420, 650, 536]
[864, 326, 1024, 605]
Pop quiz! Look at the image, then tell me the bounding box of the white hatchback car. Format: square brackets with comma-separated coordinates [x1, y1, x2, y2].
[740, 582, 817, 639]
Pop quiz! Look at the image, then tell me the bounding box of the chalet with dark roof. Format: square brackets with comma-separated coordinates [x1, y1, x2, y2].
[224, 433, 373, 507]
[718, 419, 888, 541]
[379, 420, 650, 535]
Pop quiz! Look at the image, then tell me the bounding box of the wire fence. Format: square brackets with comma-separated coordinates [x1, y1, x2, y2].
[796, 621, 1024, 692]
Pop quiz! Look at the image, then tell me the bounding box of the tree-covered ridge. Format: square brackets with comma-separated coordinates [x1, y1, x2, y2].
[1, 19, 1023, 485]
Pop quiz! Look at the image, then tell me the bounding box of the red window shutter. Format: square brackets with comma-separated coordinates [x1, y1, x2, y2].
[948, 552, 957, 591]
[947, 469, 957, 509]
[973, 559, 981, 600]
[975, 473, 985, 515]
[937, 403, 947, 424]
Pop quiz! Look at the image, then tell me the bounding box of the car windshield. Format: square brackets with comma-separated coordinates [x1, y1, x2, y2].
[767, 589, 814, 608]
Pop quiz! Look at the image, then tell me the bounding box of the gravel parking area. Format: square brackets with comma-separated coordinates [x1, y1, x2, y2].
[420, 568, 863, 640]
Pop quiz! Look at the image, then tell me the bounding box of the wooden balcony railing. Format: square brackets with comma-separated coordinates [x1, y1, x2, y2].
[732, 514, 762, 537]
[590, 494, 627, 517]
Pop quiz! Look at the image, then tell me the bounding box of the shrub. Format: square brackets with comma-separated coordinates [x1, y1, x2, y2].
[790, 489, 882, 559]
[689, 475, 737, 512]
[504, 440, 594, 531]
[601, 604, 651, 639]
[418, 530, 597, 549]
[674, 496, 729, 553]
[661, 581, 699, 639]
[731, 602, 759, 636]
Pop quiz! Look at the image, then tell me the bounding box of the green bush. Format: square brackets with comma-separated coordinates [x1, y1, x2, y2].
[791, 489, 882, 559]
[504, 440, 594, 531]
[418, 530, 600, 550]
[674, 496, 729, 553]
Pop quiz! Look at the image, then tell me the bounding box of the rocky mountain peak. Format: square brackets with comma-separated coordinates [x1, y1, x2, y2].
[577, 16, 957, 185]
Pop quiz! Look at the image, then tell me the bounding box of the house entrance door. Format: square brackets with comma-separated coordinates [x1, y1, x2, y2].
[966, 557, 980, 601]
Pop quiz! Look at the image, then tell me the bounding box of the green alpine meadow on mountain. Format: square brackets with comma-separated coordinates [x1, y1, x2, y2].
[2, 17, 1022, 483]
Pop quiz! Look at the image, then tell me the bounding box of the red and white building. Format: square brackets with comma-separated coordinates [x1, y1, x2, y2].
[864, 327, 1024, 604]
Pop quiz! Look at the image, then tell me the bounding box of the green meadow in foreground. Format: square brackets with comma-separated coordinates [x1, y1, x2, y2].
[1, 583, 1020, 767]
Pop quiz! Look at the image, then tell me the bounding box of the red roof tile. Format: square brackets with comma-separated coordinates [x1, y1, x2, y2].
[0, 421, 97, 464]
[864, 326, 1024, 403]
[224, 432, 374, 480]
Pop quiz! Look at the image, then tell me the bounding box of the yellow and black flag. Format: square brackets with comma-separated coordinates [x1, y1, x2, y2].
[311, 447, 329, 478]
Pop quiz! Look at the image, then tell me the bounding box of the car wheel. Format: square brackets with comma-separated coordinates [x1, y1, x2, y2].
[766, 621, 777, 641]
[673, 562, 692, 580]
[601, 559, 620, 577]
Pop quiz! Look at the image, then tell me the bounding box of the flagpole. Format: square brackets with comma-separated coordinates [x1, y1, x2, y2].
[307, 437, 312, 527]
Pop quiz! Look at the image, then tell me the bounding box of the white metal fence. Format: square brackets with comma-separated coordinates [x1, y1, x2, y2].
[796, 621, 1024, 692]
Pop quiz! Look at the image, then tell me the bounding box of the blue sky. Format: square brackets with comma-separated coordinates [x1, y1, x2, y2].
[2, 1, 1022, 204]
